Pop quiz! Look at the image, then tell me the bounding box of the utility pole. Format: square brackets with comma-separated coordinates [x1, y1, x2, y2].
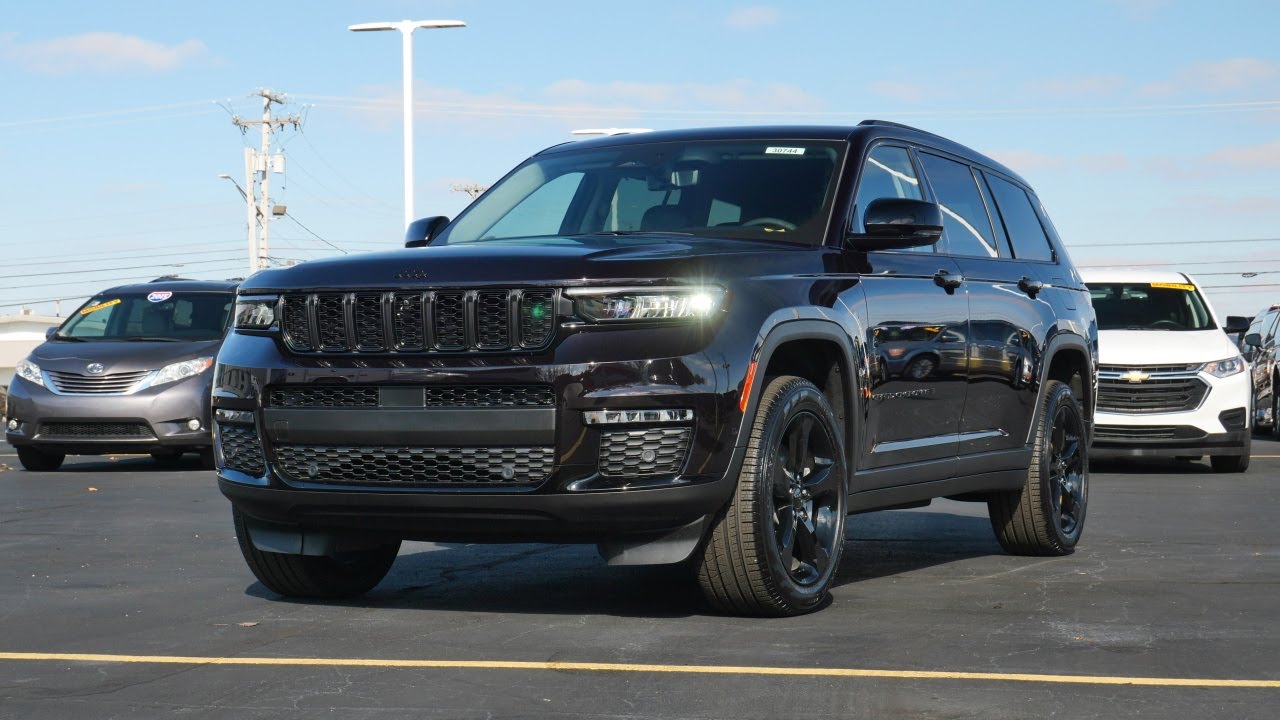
[231, 89, 300, 271]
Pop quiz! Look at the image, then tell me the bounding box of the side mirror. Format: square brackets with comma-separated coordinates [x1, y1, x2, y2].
[1224, 316, 1250, 334]
[1244, 332, 1262, 348]
[846, 198, 944, 252]
[45, 327, 57, 340]
[404, 216, 450, 248]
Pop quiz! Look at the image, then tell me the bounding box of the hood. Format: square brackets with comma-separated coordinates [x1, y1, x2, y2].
[239, 236, 818, 292]
[1096, 329, 1239, 366]
[29, 339, 222, 375]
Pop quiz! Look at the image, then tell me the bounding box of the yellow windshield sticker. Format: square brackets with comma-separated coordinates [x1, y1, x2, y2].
[79, 298, 121, 315]
[1150, 282, 1196, 291]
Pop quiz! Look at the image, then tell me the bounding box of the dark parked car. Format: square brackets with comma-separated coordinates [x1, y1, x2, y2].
[215, 122, 1097, 616]
[5, 279, 238, 470]
[1245, 305, 1280, 435]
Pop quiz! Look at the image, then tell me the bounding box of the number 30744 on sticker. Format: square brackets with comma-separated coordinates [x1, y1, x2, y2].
[765, 147, 805, 155]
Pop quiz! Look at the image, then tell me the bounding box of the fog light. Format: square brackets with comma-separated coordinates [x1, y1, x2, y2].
[6, 419, 17, 431]
[582, 409, 694, 425]
[214, 409, 254, 424]
[187, 418, 202, 431]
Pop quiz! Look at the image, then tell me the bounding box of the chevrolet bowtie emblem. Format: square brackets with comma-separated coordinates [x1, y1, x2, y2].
[1120, 370, 1150, 384]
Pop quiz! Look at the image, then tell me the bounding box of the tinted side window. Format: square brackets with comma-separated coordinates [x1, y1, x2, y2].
[852, 145, 923, 230]
[918, 153, 999, 258]
[1265, 311, 1280, 344]
[986, 174, 1054, 262]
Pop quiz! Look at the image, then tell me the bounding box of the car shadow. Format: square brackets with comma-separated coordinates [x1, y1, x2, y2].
[1090, 457, 1214, 475]
[36, 455, 212, 473]
[246, 509, 1006, 616]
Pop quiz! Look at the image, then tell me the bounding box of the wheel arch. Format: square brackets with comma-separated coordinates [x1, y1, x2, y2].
[1030, 332, 1095, 444]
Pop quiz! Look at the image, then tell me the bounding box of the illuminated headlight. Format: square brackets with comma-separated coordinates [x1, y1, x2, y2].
[16, 358, 44, 387]
[148, 357, 215, 387]
[233, 295, 278, 329]
[1201, 355, 1246, 378]
[567, 286, 724, 322]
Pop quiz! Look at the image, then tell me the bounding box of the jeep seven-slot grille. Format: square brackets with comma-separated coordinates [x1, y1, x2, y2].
[280, 290, 557, 354]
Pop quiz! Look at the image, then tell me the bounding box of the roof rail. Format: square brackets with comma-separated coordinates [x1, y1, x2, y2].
[858, 119, 945, 139]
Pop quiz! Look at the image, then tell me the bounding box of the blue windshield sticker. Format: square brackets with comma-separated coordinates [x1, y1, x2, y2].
[147, 291, 173, 303]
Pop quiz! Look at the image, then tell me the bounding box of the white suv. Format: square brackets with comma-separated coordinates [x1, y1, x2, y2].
[1082, 270, 1251, 472]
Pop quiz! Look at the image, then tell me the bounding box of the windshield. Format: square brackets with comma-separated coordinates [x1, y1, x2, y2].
[1087, 282, 1216, 331]
[55, 292, 234, 341]
[434, 139, 845, 247]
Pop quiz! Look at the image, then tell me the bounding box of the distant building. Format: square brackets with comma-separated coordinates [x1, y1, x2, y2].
[0, 311, 61, 387]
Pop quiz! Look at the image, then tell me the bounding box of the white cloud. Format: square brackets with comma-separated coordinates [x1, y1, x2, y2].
[725, 6, 781, 29]
[1, 32, 207, 74]
[1177, 58, 1280, 93]
[544, 78, 823, 113]
[1204, 139, 1280, 171]
[1027, 74, 1127, 99]
[987, 149, 1065, 174]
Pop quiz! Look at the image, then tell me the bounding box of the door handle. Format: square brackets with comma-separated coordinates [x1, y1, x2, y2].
[1017, 276, 1045, 298]
[933, 269, 964, 293]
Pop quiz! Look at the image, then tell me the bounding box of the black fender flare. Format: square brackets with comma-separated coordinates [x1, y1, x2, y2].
[1027, 331, 1095, 444]
[739, 319, 864, 471]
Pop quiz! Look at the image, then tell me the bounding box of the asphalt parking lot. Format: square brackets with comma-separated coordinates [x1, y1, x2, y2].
[1, 440, 1277, 719]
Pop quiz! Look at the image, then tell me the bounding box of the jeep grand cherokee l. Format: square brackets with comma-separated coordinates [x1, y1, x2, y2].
[214, 122, 1097, 616]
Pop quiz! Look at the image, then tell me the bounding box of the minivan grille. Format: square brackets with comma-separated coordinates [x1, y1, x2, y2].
[41, 421, 153, 438]
[46, 369, 150, 395]
[279, 290, 558, 354]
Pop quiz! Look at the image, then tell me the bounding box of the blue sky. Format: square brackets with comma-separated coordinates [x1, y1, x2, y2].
[2, 0, 1279, 316]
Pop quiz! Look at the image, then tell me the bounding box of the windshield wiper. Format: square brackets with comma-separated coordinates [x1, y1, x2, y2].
[51, 334, 87, 342]
[579, 230, 696, 237]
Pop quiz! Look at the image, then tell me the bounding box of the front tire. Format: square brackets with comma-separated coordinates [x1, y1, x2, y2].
[695, 376, 847, 617]
[1271, 390, 1280, 440]
[17, 447, 65, 472]
[988, 380, 1087, 556]
[233, 510, 400, 599]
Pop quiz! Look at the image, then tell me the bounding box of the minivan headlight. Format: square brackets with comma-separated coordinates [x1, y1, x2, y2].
[1201, 355, 1245, 378]
[148, 357, 215, 387]
[567, 286, 725, 322]
[16, 358, 44, 387]
[233, 296, 278, 329]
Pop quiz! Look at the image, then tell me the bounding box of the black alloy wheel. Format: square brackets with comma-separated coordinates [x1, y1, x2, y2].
[696, 375, 848, 616]
[1048, 401, 1086, 539]
[770, 411, 842, 586]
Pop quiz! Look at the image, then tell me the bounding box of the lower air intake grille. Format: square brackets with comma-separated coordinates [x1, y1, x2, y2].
[1094, 425, 1179, 440]
[41, 421, 152, 438]
[217, 423, 265, 475]
[270, 386, 379, 407]
[599, 427, 692, 477]
[423, 385, 555, 407]
[274, 445, 554, 485]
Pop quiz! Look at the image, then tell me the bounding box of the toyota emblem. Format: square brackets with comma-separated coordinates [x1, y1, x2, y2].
[86, 362, 105, 375]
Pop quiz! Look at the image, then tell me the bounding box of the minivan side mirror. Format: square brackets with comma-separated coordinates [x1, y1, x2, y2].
[846, 198, 944, 252]
[45, 327, 56, 340]
[1244, 332, 1262, 348]
[404, 216, 450, 248]
[1224, 316, 1250, 334]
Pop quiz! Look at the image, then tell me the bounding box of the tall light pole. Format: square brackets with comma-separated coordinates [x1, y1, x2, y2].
[219, 164, 258, 276]
[349, 19, 466, 230]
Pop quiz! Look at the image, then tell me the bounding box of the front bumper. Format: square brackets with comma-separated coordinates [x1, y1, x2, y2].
[1092, 369, 1251, 457]
[212, 331, 749, 543]
[4, 375, 213, 454]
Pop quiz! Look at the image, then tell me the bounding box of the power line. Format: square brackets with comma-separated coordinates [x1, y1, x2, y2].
[0, 100, 219, 129]
[0, 256, 244, 281]
[0, 263, 245, 292]
[1078, 258, 1280, 269]
[283, 214, 347, 255]
[1071, 237, 1279, 249]
[4, 247, 244, 268]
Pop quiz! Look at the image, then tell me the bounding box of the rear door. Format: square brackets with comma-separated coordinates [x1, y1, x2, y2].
[916, 153, 1051, 456]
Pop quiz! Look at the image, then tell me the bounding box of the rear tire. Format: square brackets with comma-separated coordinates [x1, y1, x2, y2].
[1272, 391, 1280, 440]
[988, 380, 1087, 556]
[233, 509, 400, 599]
[17, 447, 65, 472]
[695, 376, 847, 617]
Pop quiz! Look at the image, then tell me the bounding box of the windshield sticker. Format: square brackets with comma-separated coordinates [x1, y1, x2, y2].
[1150, 282, 1196, 291]
[147, 291, 173, 303]
[765, 146, 805, 155]
[79, 298, 121, 315]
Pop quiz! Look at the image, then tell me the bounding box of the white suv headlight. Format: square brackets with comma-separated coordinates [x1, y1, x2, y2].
[16, 358, 44, 387]
[147, 357, 215, 387]
[1201, 355, 1245, 378]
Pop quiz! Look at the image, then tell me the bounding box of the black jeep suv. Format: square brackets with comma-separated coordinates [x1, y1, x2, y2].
[215, 121, 1097, 616]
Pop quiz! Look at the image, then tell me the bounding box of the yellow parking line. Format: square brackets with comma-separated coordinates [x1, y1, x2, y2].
[0, 652, 1276, 688]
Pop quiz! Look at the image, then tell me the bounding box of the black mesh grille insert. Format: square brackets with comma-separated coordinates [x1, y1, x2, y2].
[433, 291, 466, 350]
[475, 290, 510, 349]
[599, 427, 692, 477]
[1094, 425, 1179, 440]
[274, 445, 554, 485]
[423, 385, 555, 407]
[40, 422, 153, 438]
[218, 423, 265, 475]
[1098, 377, 1209, 414]
[519, 290, 556, 348]
[270, 386, 379, 407]
[392, 293, 425, 350]
[352, 293, 386, 350]
[315, 294, 348, 351]
[278, 289, 556, 354]
[281, 295, 312, 351]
